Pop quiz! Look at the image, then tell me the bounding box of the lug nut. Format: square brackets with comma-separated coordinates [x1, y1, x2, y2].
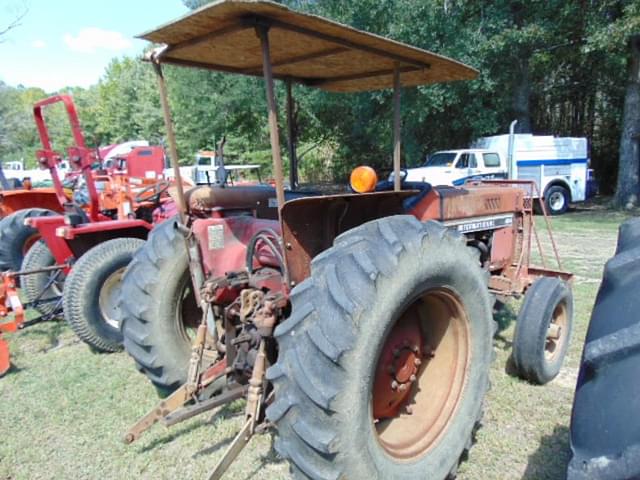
[398, 383, 408, 392]
[391, 380, 399, 390]
[405, 405, 413, 414]
[414, 358, 422, 367]
[409, 374, 417, 383]
[412, 344, 419, 353]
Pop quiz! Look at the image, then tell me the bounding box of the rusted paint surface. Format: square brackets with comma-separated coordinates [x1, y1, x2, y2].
[281, 191, 414, 285]
[193, 216, 281, 279]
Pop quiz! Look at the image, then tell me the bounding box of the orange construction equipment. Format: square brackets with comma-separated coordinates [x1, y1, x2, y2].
[0, 273, 24, 376]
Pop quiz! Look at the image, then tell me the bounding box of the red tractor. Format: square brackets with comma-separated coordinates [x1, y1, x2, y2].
[0, 95, 176, 376]
[116, 3, 575, 480]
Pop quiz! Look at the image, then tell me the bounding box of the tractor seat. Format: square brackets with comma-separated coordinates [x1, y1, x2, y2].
[185, 185, 317, 219]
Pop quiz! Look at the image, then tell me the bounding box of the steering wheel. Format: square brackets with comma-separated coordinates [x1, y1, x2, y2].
[134, 179, 171, 204]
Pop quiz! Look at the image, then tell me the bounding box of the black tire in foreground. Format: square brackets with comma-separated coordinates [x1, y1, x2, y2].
[0, 208, 56, 271]
[118, 218, 200, 393]
[21, 239, 64, 317]
[512, 277, 573, 385]
[568, 217, 640, 480]
[267, 216, 494, 480]
[63, 237, 145, 353]
[544, 185, 570, 215]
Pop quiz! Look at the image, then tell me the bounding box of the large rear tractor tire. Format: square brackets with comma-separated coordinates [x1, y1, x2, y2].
[0, 208, 56, 271]
[567, 218, 640, 480]
[118, 218, 200, 394]
[268, 216, 493, 480]
[21, 240, 65, 317]
[63, 238, 145, 353]
[512, 277, 573, 385]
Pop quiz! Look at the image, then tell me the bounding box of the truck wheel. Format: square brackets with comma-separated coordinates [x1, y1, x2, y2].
[0, 208, 56, 271]
[544, 185, 570, 215]
[118, 218, 200, 393]
[568, 218, 640, 480]
[63, 238, 145, 353]
[268, 216, 493, 480]
[512, 277, 573, 385]
[21, 240, 64, 317]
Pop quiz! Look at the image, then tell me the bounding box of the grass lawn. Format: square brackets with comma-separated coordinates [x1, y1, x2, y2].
[0, 205, 635, 480]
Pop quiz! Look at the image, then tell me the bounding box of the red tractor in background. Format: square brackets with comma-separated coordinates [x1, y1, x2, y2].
[0, 94, 176, 376]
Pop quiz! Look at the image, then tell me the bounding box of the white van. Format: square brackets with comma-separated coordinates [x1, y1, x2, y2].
[398, 134, 593, 215]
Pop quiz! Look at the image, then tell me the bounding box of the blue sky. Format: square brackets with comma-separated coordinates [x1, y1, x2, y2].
[0, 0, 189, 92]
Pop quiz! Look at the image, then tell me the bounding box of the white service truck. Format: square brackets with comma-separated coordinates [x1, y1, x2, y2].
[398, 133, 593, 215]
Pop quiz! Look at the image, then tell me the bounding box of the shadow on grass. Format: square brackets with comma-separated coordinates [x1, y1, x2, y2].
[136, 419, 211, 453]
[191, 403, 246, 458]
[18, 319, 72, 351]
[1, 361, 24, 377]
[494, 301, 518, 334]
[246, 433, 286, 479]
[522, 424, 570, 480]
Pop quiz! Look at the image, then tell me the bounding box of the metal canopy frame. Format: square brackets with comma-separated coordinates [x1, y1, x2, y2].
[144, 0, 477, 220]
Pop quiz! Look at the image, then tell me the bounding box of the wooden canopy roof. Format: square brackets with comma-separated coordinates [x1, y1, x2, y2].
[139, 0, 478, 93]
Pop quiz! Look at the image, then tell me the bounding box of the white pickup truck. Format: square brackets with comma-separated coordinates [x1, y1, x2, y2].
[398, 134, 594, 215]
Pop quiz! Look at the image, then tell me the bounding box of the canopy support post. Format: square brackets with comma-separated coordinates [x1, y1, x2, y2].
[286, 78, 299, 190]
[152, 61, 187, 224]
[257, 25, 286, 212]
[393, 65, 402, 192]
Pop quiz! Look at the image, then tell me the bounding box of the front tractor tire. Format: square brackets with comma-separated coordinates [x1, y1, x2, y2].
[512, 277, 573, 385]
[268, 216, 494, 480]
[117, 218, 200, 394]
[0, 208, 56, 272]
[62, 238, 145, 353]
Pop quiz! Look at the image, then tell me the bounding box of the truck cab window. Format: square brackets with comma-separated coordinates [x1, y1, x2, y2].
[483, 153, 500, 167]
[456, 153, 470, 169]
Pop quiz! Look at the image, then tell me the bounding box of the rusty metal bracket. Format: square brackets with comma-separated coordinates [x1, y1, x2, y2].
[206, 339, 268, 480]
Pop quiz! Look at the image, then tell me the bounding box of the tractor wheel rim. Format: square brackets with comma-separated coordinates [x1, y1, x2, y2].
[99, 267, 126, 329]
[372, 288, 470, 460]
[545, 301, 568, 362]
[549, 191, 565, 211]
[175, 281, 197, 343]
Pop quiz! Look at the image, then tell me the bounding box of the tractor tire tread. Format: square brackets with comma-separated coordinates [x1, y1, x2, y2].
[269, 216, 491, 480]
[0, 208, 57, 271]
[63, 237, 144, 353]
[568, 217, 640, 480]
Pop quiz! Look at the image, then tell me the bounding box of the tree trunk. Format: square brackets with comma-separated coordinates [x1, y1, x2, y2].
[614, 35, 640, 209]
[513, 58, 533, 133]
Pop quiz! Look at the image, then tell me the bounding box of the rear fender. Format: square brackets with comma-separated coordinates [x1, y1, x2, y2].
[0, 189, 63, 218]
[55, 219, 152, 260]
[27, 216, 73, 268]
[281, 191, 414, 285]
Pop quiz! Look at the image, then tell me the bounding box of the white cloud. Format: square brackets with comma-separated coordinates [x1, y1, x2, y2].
[32, 40, 47, 49]
[63, 27, 132, 53]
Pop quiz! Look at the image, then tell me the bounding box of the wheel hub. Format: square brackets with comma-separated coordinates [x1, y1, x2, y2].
[99, 267, 126, 329]
[373, 322, 423, 419]
[549, 191, 565, 211]
[372, 289, 470, 460]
